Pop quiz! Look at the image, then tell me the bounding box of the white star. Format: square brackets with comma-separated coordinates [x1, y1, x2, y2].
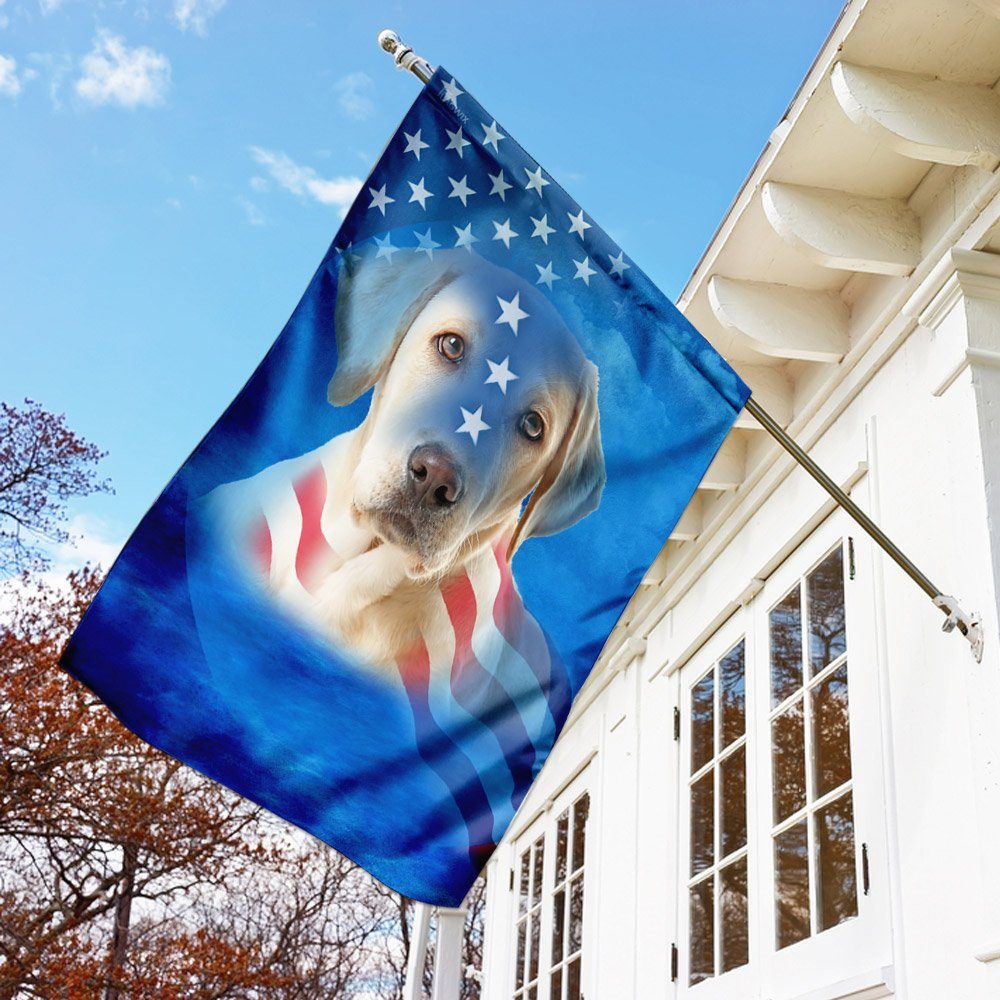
[573, 256, 597, 285]
[567, 209, 592, 238]
[492, 218, 519, 249]
[495, 291, 529, 335]
[488, 170, 512, 201]
[403, 129, 429, 160]
[445, 127, 471, 158]
[441, 77, 464, 107]
[448, 175, 476, 207]
[408, 177, 433, 210]
[481, 119, 505, 151]
[368, 183, 394, 216]
[535, 261, 561, 290]
[485, 356, 519, 395]
[456, 405, 490, 445]
[609, 250, 631, 278]
[530, 214, 555, 245]
[374, 233, 399, 262]
[453, 223, 478, 252]
[524, 165, 550, 197]
[414, 228, 441, 259]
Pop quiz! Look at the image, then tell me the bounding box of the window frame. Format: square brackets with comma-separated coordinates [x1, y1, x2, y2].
[676, 514, 892, 997]
[676, 608, 758, 998]
[509, 768, 593, 1000]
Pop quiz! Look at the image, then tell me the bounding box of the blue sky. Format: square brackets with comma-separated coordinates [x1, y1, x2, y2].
[1, 0, 845, 562]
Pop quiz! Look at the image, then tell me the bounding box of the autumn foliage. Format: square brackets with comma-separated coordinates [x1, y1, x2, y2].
[0, 400, 484, 999]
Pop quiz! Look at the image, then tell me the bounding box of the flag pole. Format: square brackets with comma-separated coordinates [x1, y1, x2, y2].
[375, 29, 984, 664]
[744, 397, 982, 660]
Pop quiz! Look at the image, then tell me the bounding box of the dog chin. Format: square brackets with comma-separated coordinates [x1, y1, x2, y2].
[358, 505, 456, 579]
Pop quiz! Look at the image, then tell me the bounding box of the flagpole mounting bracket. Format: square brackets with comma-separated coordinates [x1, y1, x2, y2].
[934, 594, 984, 663]
[378, 30, 434, 85]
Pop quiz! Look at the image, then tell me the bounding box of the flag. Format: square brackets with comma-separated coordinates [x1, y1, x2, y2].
[62, 68, 749, 906]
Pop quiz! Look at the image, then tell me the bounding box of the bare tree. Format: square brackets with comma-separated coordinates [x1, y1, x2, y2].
[0, 399, 112, 575]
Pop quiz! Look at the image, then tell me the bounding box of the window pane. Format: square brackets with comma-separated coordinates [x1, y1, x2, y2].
[689, 876, 714, 985]
[528, 988, 537, 1000]
[555, 811, 569, 885]
[770, 584, 803, 707]
[720, 747, 747, 858]
[551, 888, 565, 962]
[567, 957, 581, 1000]
[690, 770, 715, 876]
[531, 838, 544, 907]
[720, 640, 746, 748]
[569, 874, 584, 954]
[550, 969, 562, 1000]
[808, 546, 846, 674]
[529, 912, 540, 983]
[691, 671, 715, 772]
[772, 700, 806, 823]
[816, 793, 858, 932]
[571, 794, 589, 873]
[519, 853, 530, 915]
[812, 662, 852, 798]
[775, 820, 810, 950]
[516, 920, 526, 988]
[720, 857, 749, 974]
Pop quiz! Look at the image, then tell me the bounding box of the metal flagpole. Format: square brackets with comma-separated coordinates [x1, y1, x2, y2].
[744, 397, 982, 660]
[374, 31, 987, 660]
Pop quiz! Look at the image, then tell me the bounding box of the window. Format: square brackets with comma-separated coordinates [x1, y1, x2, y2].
[549, 793, 589, 1000]
[687, 640, 749, 985]
[511, 781, 591, 1000]
[769, 545, 857, 951]
[513, 834, 544, 1000]
[676, 524, 890, 995]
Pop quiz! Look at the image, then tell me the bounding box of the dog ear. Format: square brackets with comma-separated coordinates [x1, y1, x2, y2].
[509, 361, 605, 554]
[328, 253, 456, 406]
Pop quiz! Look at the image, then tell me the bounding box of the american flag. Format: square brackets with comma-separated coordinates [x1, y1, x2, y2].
[63, 62, 748, 907]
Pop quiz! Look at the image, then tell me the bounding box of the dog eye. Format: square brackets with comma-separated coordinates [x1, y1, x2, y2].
[519, 411, 544, 442]
[436, 333, 465, 363]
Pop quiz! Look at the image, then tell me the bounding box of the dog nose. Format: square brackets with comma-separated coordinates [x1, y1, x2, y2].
[408, 445, 464, 508]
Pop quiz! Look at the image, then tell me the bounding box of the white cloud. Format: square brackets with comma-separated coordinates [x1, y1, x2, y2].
[249, 146, 362, 216]
[28, 51, 72, 108]
[335, 71, 374, 120]
[0, 53, 21, 96]
[75, 31, 170, 108]
[236, 194, 266, 226]
[249, 175, 269, 193]
[0, 513, 124, 618]
[51, 513, 124, 573]
[38, 0, 63, 13]
[172, 0, 226, 36]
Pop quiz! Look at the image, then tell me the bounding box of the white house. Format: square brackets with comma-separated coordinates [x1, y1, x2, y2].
[476, 0, 1000, 997]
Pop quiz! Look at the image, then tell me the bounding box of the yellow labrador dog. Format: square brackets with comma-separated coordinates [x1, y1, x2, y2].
[205, 249, 604, 683]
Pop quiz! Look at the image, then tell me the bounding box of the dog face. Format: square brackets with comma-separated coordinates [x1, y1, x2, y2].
[330, 251, 605, 578]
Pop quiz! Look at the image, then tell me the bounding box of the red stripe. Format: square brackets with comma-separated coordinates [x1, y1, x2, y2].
[292, 464, 337, 592]
[441, 571, 479, 685]
[250, 514, 272, 579]
[397, 637, 431, 693]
